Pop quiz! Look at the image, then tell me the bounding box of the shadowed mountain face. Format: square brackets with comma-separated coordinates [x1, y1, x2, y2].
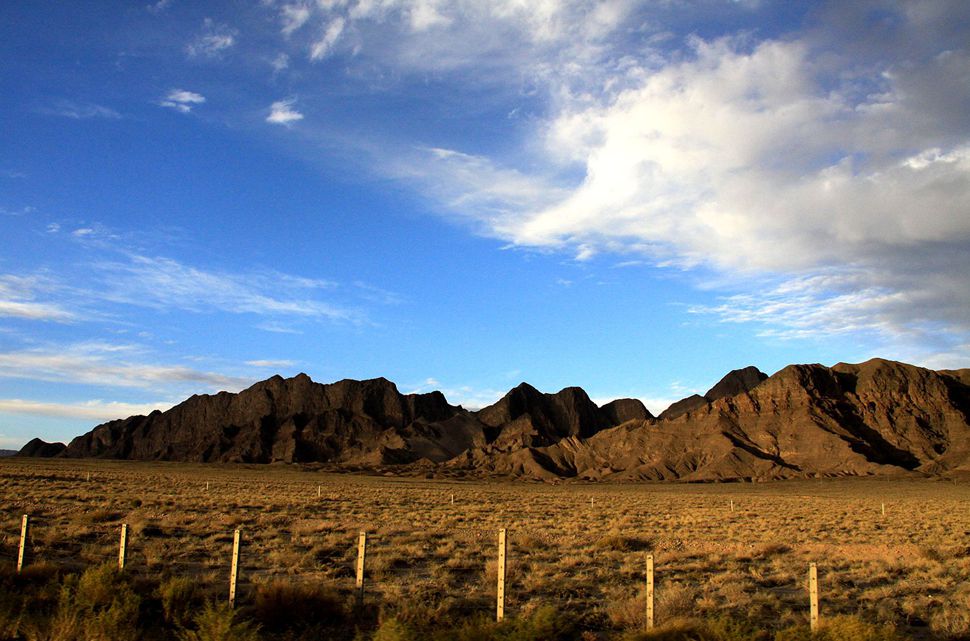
[20, 359, 970, 481]
[43, 375, 644, 466]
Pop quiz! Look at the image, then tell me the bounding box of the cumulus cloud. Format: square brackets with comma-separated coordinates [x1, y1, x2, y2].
[182, 0, 967, 363]
[159, 88, 206, 113]
[375, 5, 970, 359]
[266, 98, 304, 125]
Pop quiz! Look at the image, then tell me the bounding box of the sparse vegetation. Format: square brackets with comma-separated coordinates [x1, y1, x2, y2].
[2, 458, 970, 639]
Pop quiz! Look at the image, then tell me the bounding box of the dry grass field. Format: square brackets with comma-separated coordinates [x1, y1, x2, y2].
[3, 458, 970, 640]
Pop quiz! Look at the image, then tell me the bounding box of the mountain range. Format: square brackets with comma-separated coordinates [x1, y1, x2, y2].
[19, 358, 970, 481]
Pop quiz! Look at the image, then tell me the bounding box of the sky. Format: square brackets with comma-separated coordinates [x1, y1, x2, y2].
[2, 0, 969, 449]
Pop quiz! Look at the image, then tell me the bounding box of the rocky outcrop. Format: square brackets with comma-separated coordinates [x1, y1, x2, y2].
[476, 383, 630, 449]
[17, 438, 66, 458]
[659, 366, 768, 419]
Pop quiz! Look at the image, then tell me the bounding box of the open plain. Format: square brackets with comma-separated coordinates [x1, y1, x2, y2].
[3, 458, 970, 639]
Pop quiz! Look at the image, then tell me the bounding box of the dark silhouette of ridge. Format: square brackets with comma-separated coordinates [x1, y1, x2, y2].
[18, 359, 970, 482]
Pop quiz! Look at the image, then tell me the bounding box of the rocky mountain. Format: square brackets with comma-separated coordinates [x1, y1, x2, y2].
[658, 366, 768, 419]
[19, 359, 970, 482]
[18, 438, 66, 458]
[38, 374, 644, 466]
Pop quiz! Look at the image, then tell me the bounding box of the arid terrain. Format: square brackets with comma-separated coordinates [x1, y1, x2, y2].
[3, 458, 970, 640]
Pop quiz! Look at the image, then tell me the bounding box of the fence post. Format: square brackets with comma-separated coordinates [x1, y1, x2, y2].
[17, 515, 29, 573]
[356, 531, 366, 605]
[118, 523, 128, 570]
[809, 562, 819, 631]
[229, 529, 241, 607]
[497, 528, 507, 622]
[645, 553, 655, 630]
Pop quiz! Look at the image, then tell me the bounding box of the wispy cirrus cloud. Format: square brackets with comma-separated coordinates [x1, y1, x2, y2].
[266, 98, 304, 125]
[0, 398, 173, 421]
[186, 19, 236, 57]
[0, 342, 252, 393]
[41, 100, 121, 120]
[0, 275, 75, 322]
[159, 89, 205, 113]
[94, 254, 354, 320]
[245, 359, 296, 368]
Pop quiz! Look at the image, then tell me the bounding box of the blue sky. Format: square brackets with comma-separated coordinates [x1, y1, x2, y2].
[2, 0, 969, 448]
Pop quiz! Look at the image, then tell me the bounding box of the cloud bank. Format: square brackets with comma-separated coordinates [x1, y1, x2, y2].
[265, 0, 970, 363]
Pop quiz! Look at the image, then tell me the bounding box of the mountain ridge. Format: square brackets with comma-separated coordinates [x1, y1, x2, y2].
[19, 358, 970, 482]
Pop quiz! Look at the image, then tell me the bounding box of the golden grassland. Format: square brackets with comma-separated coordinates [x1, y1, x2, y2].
[3, 458, 970, 640]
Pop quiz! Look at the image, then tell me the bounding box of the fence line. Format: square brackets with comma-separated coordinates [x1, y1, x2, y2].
[8, 515, 823, 628]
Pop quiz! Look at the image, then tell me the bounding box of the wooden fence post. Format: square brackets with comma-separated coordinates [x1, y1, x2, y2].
[17, 515, 29, 573]
[356, 531, 367, 605]
[730, 499, 734, 513]
[645, 553, 655, 630]
[118, 523, 128, 570]
[229, 529, 241, 607]
[497, 528, 507, 622]
[881, 502, 885, 516]
[809, 562, 819, 632]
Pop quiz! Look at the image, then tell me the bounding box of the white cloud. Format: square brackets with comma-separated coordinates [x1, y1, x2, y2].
[0, 398, 173, 421]
[0, 342, 253, 393]
[272, 52, 290, 72]
[0, 301, 75, 322]
[245, 359, 296, 368]
[159, 88, 206, 113]
[42, 101, 121, 120]
[281, 3, 312, 35]
[392, 24, 970, 357]
[0, 275, 75, 322]
[0, 205, 36, 216]
[186, 19, 236, 57]
[94, 254, 353, 320]
[309, 17, 345, 60]
[266, 98, 304, 125]
[147, 0, 173, 13]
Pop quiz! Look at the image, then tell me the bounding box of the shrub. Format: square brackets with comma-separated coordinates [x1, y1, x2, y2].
[22, 566, 140, 641]
[775, 616, 900, 641]
[176, 601, 260, 641]
[158, 575, 201, 628]
[372, 617, 419, 641]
